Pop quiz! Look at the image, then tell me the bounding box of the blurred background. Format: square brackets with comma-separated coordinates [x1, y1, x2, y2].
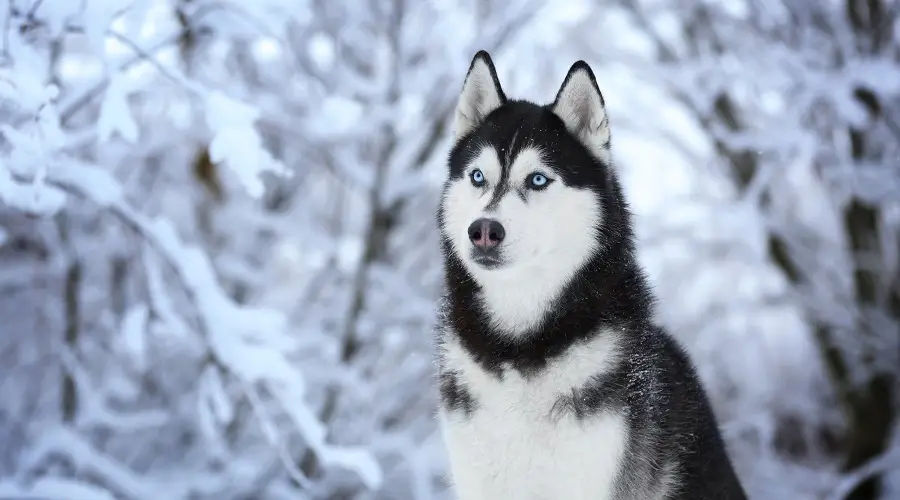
[0, 0, 899, 499]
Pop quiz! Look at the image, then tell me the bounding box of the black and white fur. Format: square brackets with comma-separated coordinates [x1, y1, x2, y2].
[434, 51, 748, 500]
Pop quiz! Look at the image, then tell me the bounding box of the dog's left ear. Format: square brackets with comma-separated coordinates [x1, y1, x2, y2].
[551, 61, 611, 164]
[454, 51, 507, 141]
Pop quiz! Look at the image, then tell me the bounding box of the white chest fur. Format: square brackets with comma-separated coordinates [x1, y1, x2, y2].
[438, 332, 628, 500]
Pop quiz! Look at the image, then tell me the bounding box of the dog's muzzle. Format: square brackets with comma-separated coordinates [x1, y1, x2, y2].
[468, 218, 505, 268]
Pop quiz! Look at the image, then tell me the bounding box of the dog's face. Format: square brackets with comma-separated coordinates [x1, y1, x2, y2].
[440, 134, 602, 280]
[439, 52, 616, 332]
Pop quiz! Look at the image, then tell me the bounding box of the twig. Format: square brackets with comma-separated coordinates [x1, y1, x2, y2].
[57, 33, 181, 124]
[106, 31, 200, 93]
[57, 0, 251, 124]
[26, 0, 46, 18]
[826, 448, 900, 500]
[61, 256, 81, 423]
[243, 381, 312, 489]
[1, 2, 13, 63]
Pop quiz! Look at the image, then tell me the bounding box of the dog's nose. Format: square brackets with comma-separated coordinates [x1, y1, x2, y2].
[468, 218, 505, 249]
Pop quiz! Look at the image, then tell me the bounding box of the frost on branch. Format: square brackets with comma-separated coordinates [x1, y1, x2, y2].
[0, 476, 118, 500]
[119, 303, 149, 371]
[1, 1, 382, 497]
[0, 65, 67, 216]
[97, 74, 139, 144]
[205, 90, 290, 198]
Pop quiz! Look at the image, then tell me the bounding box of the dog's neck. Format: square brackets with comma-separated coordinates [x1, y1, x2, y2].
[472, 258, 586, 335]
[441, 227, 653, 377]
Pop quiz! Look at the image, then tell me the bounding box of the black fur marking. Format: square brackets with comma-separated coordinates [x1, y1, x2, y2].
[550, 360, 630, 421]
[439, 371, 477, 416]
[484, 128, 521, 211]
[483, 161, 510, 211]
[608, 327, 749, 499]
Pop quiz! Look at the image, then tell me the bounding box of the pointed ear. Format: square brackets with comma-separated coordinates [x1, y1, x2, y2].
[454, 51, 506, 141]
[551, 61, 612, 164]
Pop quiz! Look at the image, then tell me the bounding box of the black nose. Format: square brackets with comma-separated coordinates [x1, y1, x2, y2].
[468, 218, 505, 249]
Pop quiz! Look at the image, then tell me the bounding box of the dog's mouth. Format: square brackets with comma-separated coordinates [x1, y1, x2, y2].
[471, 250, 504, 269]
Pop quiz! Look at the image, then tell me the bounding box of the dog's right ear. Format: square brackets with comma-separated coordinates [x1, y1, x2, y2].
[551, 61, 611, 165]
[454, 51, 506, 141]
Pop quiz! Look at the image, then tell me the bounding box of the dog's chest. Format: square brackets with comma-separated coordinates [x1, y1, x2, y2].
[439, 337, 627, 500]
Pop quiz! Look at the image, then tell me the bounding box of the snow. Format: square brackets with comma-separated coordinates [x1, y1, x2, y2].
[307, 33, 336, 70]
[205, 90, 289, 198]
[0, 476, 118, 500]
[0, 0, 897, 499]
[0, 164, 67, 215]
[120, 304, 149, 370]
[316, 96, 365, 138]
[98, 74, 140, 143]
[81, 0, 124, 57]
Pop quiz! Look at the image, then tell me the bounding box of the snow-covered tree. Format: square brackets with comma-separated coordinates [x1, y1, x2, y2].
[4, 0, 897, 499]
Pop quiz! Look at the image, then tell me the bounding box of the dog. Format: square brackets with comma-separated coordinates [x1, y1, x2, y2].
[434, 51, 748, 500]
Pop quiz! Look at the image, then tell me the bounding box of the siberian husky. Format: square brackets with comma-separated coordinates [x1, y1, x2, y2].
[434, 51, 748, 500]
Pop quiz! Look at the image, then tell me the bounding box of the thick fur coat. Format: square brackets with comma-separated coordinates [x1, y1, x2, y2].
[434, 51, 748, 500]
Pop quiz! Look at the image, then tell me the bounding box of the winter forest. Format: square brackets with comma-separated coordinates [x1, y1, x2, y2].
[0, 0, 899, 499]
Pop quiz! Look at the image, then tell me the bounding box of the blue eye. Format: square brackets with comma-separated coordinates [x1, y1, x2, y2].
[471, 169, 485, 186]
[529, 173, 550, 189]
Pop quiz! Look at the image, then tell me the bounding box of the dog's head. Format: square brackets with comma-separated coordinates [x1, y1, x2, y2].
[439, 52, 618, 328]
